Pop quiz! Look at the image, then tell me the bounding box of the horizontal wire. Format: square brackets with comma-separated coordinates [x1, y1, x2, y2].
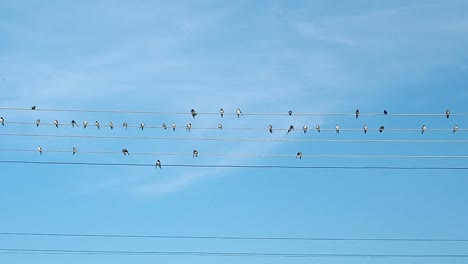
[0, 248, 467, 258]
[1, 106, 466, 117]
[1, 231, 467, 242]
[1, 148, 467, 159]
[0, 133, 467, 143]
[0, 160, 467, 170]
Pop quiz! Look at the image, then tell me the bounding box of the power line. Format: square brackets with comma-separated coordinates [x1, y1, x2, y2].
[1, 231, 467, 242]
[0, 248, 467, 258]
[0, 160, 467, 170]
[1, 133, 467, 143]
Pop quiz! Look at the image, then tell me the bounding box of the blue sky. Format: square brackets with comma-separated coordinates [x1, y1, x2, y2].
[0, 0, 468, 263]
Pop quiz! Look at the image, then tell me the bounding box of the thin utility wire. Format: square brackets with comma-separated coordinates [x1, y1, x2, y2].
[0, 248, 467, 258]
[1, 106, 466, 117]
[1, 231, 467, 242]
[0, 160, 467, 170]
[0, 133, 467, 143]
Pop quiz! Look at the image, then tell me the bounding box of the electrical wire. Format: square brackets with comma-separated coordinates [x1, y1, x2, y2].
[1, 231, 467, 242]
[0, 133, 467, 143]
[0, 160, 467, 170]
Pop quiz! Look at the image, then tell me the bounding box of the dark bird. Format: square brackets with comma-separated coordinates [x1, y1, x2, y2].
[140, 122, 145, 130]
[162, 123, 167, 130]
[355, 109, 360, 119]
[31, 106, 36, 110]
[193, 149, 198, 158]
[268, 124, 273, 133]
[218, 124, 223, 130]
[315, 124, 320, 132]
[335, 124, 340, 134]
[296, 152, 302, 159]
[172, 122, 176, 131]
[122, 149, 129, 156]
[363, 124, 368, 134]
[383, 110, 388, 115]
[71, 120, 78, 128]
[191, 109, 197, 118]
[379, 126, 384, 133]
[446, 109, 450, 119]
[288, 110, 292, 116]
[220, 108, 224, 117]
[303, 125, 308, 134]
[0, 117, 4, 126]
[123, 122, 128, 130]
[109, 121, 114, 130]
[236, 108, 243, 118]
[186, 123, 192, 132]
[453, 125, 458, 134]
[83, 120, 88, 129]
[156, 159, 161, 169]
[287, 125, 294, 134]
[36, 119, 40, 127]
[54, 120, 59, 128]
[421, 125, 426, 134]
[72, 147, 77, 155]
[37, 145, 43, 155]
[95, 121, 100, 130]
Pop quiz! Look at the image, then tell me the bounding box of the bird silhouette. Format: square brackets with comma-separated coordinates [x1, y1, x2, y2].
[37, 145, 43, 155]
[453, 125, 458, 134]
[172, 122, 176, 131]
[287, 125, 294, 134]
[236, 108, 243, 118]
[218, 124, 223, 130]
[335, 124, 340, 134]
[31, 106, 36, 110]
[156, 159, 161, 169]
[72, 147, 77, 155]
[193, 149, 198, 158]
[162, 123, 167, 130]
[123, 122, 128, 130]
[191, 109, 197, 118]
[379, 126, 384, 133]
[303, 125, 308, 134]
[83, 121, 88, 129]
[109, 121, 114, 130]
[421, 125, 426, 134]
[363, 124, 368, 134]
[383, 110, 388, 115]
[36, 119, 40, 127]
[296, 152, 302, 159]
[140, 122, 145, 130]
[54, 120, 59, 128]
[288, 110, 292, 116]
[95, 121, 100, 130]
[315, 124, 320, 132]
[0, 117, 4, 126]
[446, 109, 450, 119]
[268, 125, 273, 133]
[355, 109, 360, 119]
[71, 120, 78, 128]
[186, 123, 191, 132]
[122, 149, 129, 156]
[220, 108, 224, 117]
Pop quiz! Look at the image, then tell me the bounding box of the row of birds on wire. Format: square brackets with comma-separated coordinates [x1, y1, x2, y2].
[0, 117, 461, 134]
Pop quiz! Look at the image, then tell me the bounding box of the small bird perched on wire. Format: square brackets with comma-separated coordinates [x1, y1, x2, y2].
[156, 159, 161, 169]
[36, 119, 40, 127]
[71, 120, 78, 127]
[383, 110, 388, 115]
[421, 125, 426, 134]
[335, 124, 340, 134]
[162, 123, 167, 130]
[193, 149, 198, 158]
[95, 121, 100, 130]
[220, 108, 224, 117]
[236, 108, 243, 118]
[303, 125, 308, 134]
[453, 125, 458, 134]
[109, 121, 114, 130]
[0, 116, 4, 126]
[122, 149, 129, 156]
[355, 109, 360, 119]
[268, 125, 273, 133]
[315, 124, 320, 132]
[191, 109, 197, 118]
[31, 106, 36, 110]
[186, 123, 192, 132]
[172, 122, 176, 131]
[288, 110, 292, 116]
[363, 124, 368, 134]
[287, 125, 294, 134]
[37, 145, 43, 155]
[72, 147, 77, 155]
[140, 122, 145, 130]
[446, 109, 450, 119]
[296, 152, 302, 159]
[218, 124, 223, 130]
[379, 126, 384, 133]
[54, 120, 59, 128]
[123, 122, 128, 130]
[83, 120, 88, 129]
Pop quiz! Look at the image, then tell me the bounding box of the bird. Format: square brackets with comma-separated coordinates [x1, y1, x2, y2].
[335, 124, 340, 134]
[83, 120, 88, 129]
[162, 123, 167, 130]
[379, 126, 385, 133]
[54, 120, 59, 128]
[140, 122, 145, 130]
[186, 123, 192, 132]
[287, 125, 294, 134]
[71, 120, 78, 128]
[109, 121, 114, 130]
[383, 110, 388, 115]
[315, 124, 320, 132]
[363, 124, 368, 134]
[446, 109, 450, 119]
[453, 125, 458, 134]
[95, 121, 100, 130]
[37, 145, 43, 155]
[31, 106, 36, 110]
[421, 125, 426, 134]
[288, 110, 292, 116]
[123, 122, 128, 130]
[220, 108, 224, 117]
[303, 125, 308, 134]
[122, 149, 129, 156]
[72, 147, 77, 155]
[172, 122, 176, 131]
[236, 108, 243, 118]
[36, 119, 40, 127]
[0, 117, 4, 126]
[193, 149, 198, 158]
[296, 152, 302, 159]
[355, 109, 360, 119]
[268, 125, 273, 133]
[191, 109, 197, 118]
[156, 159, 161, 169]
[218, 124, 223, 130]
